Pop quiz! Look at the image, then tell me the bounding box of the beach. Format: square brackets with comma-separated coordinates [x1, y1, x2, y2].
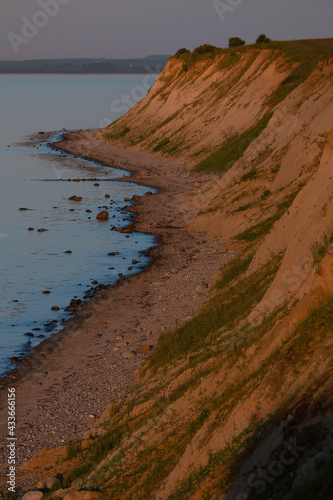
[0, 130, 232, 491]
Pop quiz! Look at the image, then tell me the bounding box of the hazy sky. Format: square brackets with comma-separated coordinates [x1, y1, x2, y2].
[1, 0, 332, 60]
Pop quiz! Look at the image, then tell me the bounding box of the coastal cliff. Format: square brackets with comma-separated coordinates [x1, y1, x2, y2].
[19, 39, 333, 499]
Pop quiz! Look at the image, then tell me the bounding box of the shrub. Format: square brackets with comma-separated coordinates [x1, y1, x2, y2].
[175, 48, 191, 57]
[229, 37, 245, 48]
[311, 232, 333, 272]
[193, 44, 217, 54]
[256, 34, 272, 44]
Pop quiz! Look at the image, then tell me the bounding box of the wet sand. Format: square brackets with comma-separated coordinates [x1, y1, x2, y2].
[0, 130, 232, 491]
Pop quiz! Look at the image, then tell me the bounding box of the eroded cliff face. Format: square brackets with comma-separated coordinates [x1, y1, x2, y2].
[97, 47, 333, 499]
[103, 47, 333, 332]
[22, 44, 333, 500]
[101, 49, 292, 162]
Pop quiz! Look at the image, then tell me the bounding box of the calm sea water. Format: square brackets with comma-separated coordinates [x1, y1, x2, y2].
[0, 74, 156, 375]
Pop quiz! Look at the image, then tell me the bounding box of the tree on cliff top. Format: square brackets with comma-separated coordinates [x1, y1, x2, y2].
[175, 48, 191, 57]
[229, 37, 246, 48]
[193, 44, 217, 54]
[256, 34, 272, 44]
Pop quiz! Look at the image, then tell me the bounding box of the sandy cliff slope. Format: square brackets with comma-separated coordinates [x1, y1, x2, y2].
[18, 41, 333, 500]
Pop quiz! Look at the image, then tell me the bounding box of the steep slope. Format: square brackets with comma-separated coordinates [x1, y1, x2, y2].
[19, 40, 333, 500]
[101, 48, 291, 162]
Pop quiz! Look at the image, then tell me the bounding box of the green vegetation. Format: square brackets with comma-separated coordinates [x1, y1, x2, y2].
[235, 214, 281, 242]
[311, 232, 333, 272]
[256, 34, 272, 44]
[146, 254, 281, 372]
[65, 440, 82, 461]
[175, 48, 191, 57]
[266, 38, 333, 107]
[229, 37, 246, 48]
[281, 294, 333, 365]
[118, 127, 130, 137]
[172, 39, 333, 110]
[195, 112, 273, 173]
[235, 184, 304, 242]
[240, 168, 258, 182]
[215, 252, 254, 289]
[193, 44, 217, 54]
[217, 52, 241, 70]
[103, 126, 130, 141]
[153, 138, 170, 152]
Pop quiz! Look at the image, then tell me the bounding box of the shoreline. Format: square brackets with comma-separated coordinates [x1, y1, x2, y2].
[0, 130, 153, 379]
[0, 130, 232, 493]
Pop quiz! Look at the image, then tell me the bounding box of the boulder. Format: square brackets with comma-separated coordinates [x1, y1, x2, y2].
[96, 210, 109, 220]
[138, 345, 153, 354]
[45, 476, 61, 490]
[123, 351, 136, 359]
[68, 196, 82, 202]
[63, 492, 102, 500]
[22, 492, 43, 500]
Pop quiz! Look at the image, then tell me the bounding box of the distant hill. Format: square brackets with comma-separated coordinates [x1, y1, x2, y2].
[0, 55, 170, 74]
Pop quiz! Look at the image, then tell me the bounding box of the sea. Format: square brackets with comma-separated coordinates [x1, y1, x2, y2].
[0, 74, 157, 376]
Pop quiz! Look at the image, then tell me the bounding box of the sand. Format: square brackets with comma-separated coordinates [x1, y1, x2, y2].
[0, 130, 233, 492]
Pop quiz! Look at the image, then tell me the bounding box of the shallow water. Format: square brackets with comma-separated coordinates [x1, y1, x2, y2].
[0, 74, 156, 375]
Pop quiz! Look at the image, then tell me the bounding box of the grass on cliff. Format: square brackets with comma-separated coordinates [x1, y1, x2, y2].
[234, 184, 304, 243]
[265, 38, 333, 107]
[311, 232, 333, 273]
[173, 39, 333, 109]
[195, 112, 273, 173]
[57, 283, 333, 499]
[145, 253, 282, 373]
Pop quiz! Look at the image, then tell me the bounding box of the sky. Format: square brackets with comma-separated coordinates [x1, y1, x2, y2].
[1, 0, 333, 60]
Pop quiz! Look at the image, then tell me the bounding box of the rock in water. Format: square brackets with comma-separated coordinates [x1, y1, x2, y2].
[96, 210, 109, 220]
